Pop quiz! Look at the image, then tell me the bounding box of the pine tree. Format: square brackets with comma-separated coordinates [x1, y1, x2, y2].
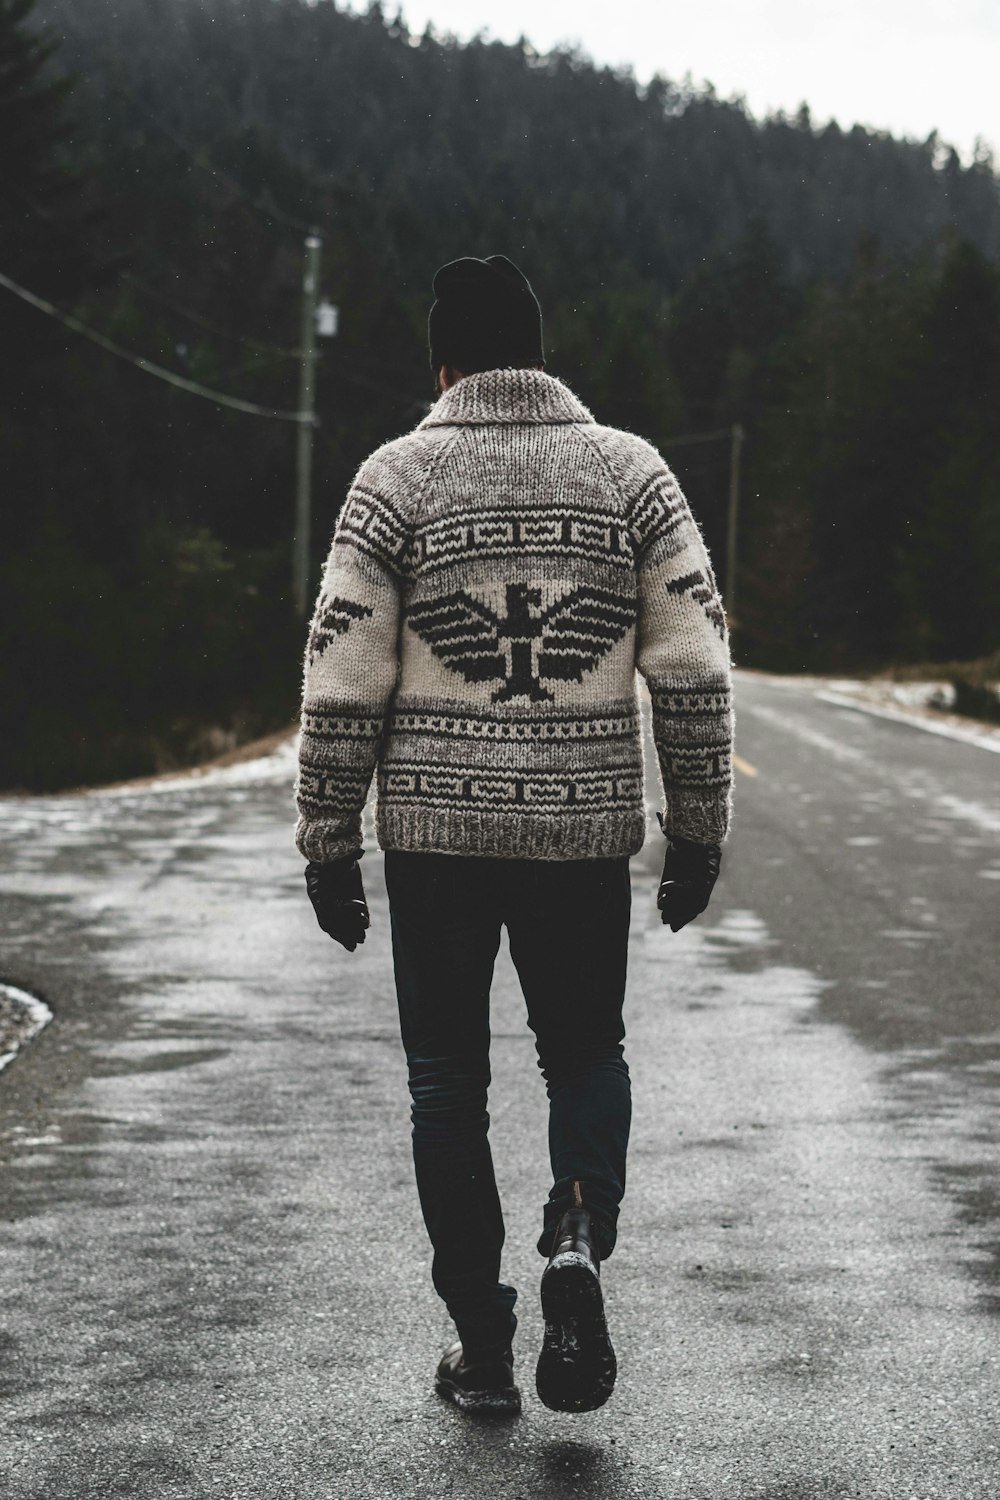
[895, 238, 1000, 659]
[0, 0, 83, 290]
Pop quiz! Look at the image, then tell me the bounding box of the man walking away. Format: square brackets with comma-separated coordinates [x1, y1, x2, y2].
[296, 255, 733, 1417]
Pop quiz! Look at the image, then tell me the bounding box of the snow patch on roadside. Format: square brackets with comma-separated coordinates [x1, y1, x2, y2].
[933, 793, 1000, 838]
[98, 736, 299, 797]
[828, 678, 958, 713]
[0, 984, 53, 1074]
[0, 739, 299, 843]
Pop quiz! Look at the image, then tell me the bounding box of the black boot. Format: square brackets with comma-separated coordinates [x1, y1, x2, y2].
[435, 1341, 521, 1417]
[535, 1181, 617, 1413]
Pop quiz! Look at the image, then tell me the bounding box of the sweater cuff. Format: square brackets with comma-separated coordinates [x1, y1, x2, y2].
[659, 786, 732, 846]
[295, 816, 364, 864]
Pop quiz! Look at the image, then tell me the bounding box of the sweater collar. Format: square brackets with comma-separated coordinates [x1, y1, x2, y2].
[419, 368, 594, 428]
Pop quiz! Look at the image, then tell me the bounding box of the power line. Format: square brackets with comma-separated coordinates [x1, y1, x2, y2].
[7, 179, 431, 404]
[118, 271, 305, 360]
[0, 251, 738, 435]
[6, 175, 431, 411]
[4, 178, 305, 361]
[0, 268, 307, 423]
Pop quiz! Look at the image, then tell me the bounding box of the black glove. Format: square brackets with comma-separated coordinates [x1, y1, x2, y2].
[656, 822, 721, 933]
[304, 851, 370, 952]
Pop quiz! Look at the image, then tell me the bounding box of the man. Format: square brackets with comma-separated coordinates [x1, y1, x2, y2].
[296, 255, 733, 1417]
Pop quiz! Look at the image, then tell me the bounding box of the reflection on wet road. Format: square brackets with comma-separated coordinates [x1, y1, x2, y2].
[0, 675, 997, 1498]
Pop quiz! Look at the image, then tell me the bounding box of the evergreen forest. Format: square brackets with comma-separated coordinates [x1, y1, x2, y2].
[2, 0, 999, 789]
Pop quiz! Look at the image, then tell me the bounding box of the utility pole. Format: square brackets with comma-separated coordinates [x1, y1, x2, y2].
[725, 422, 745, 628]
[293, 233, 322, 618]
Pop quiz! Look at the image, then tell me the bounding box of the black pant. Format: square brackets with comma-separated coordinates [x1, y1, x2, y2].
[384, 848, 632, 1358]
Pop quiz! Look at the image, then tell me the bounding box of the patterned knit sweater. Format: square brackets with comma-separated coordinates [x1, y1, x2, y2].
[295, 368, 733, 863]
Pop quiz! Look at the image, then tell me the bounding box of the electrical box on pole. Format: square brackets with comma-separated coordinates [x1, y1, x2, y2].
[316, 300, 339, 338]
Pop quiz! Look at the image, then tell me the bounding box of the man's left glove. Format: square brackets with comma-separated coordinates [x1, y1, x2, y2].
[656, 822, 721, 933]
[304, 851, 370, 952]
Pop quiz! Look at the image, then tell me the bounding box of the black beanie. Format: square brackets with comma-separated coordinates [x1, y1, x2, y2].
[428, 254, 545, 374]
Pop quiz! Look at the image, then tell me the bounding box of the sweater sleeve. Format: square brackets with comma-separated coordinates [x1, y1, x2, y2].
[620, 440, 734, 845]
[294, 447, 415, 862]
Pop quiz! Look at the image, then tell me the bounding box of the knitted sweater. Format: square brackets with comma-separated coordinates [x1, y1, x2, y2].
[295, 368, 733, 863]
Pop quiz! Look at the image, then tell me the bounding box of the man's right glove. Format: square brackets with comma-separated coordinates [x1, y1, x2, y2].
[656, 826, 722, 933]
[304, 851, 370, 952]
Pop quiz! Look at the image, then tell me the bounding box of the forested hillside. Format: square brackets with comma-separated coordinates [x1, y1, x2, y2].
[3, 0, 998, 788]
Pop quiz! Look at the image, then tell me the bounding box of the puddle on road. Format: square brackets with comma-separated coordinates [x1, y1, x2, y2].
[656, 902, 1000, 1326]
[87, 1046, 232, 1078]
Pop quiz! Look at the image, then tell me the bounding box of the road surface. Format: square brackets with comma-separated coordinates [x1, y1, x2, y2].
[1, 672, 998, 1498]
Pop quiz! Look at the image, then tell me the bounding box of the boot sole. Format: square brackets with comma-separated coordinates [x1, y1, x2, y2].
[434, 1376, 522, 1418]
[536, 1251, 617, 1413]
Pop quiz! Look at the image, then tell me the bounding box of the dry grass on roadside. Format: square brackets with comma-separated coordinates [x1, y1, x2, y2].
[880, 654, 1000, 724]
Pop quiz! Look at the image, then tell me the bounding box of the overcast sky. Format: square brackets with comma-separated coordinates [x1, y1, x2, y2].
[394, 0, 997, 161]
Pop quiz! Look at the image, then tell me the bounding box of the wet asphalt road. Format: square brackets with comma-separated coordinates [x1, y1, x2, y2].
[0, 671, 998, 1499]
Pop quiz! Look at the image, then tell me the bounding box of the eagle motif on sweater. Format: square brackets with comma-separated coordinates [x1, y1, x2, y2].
[407, 583, 635, 703]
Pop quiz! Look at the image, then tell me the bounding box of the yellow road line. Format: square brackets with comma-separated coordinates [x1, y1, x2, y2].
[733, 754, 758, 778]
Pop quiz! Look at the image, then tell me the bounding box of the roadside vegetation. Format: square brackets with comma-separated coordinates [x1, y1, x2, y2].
[881, 655, 1000, 725]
